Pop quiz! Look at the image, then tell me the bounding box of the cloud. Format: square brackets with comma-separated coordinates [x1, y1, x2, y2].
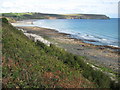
[0, 0, 119, 17]
[2, 2, 14, 7]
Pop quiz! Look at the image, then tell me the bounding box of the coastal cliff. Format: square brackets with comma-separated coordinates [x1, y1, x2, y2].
[65, 14, 109, 19]
[2, 12, 109, 21]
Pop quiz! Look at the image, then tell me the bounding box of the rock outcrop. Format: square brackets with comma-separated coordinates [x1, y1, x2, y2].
[18, 28, 51, 46]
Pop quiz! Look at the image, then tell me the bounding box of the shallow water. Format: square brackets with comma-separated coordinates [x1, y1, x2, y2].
[15, 18, 119, 47]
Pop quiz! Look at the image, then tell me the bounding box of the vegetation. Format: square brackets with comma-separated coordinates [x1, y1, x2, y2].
[2, 12, 65, 21]
[2, 12, 109, 21]
[2, 18, 95, 88]
[1, 18, 118, 89]
[36, 41, 119, 88]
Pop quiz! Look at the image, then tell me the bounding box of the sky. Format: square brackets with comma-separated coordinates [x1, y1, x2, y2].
[0, 0, 119, 18]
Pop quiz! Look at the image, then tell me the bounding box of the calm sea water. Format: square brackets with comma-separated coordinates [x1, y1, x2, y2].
[17, 18, 118, 47]
[33, 18, 118, 47]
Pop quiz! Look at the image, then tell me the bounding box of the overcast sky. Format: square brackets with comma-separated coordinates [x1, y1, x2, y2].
[0, 0, 119, 18]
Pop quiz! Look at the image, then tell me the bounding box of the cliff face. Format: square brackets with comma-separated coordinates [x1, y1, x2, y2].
[2, 12, 110, 20]
[65, 14, 109, 19]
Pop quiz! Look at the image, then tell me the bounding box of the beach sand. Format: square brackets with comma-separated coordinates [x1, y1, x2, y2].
[15, 25, 119, 73]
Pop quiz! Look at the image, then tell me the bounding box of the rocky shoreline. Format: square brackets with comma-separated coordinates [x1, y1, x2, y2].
[11, 19, 119, 73]
[14, 25, 119, 73]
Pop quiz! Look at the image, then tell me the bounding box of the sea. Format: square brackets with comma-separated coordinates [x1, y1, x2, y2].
[17, 18, 119, 47]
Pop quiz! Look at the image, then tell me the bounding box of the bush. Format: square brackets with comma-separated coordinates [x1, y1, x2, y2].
[2, 18, 9, 23]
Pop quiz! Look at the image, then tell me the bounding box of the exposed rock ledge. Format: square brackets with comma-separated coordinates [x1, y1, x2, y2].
[18, 28, 51, 46]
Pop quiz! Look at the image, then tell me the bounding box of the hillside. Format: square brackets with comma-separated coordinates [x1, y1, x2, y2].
[1, 18, 118, 89]
[1, 18, 94, 88]
[2, 12, 109, 21]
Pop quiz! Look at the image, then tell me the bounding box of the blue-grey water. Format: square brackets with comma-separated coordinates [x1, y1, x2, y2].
[20, 18, 119, 47]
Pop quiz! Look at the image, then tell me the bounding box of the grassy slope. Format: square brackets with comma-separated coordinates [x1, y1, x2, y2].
[2, 18, 119, 89]
[2, 18, 95, 88]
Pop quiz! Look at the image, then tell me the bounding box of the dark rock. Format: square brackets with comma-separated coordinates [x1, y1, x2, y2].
[79, 45, 85, 47]
[99, 47, 105, 50]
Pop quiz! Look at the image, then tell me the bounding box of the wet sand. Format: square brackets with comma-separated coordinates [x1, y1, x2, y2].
[15, 26, 119, 73]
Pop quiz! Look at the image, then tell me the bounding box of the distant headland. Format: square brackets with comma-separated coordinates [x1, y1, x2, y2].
[2, 12, 110, 21]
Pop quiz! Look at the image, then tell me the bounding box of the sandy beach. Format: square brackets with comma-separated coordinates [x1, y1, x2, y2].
[14, 24, 119, 73]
